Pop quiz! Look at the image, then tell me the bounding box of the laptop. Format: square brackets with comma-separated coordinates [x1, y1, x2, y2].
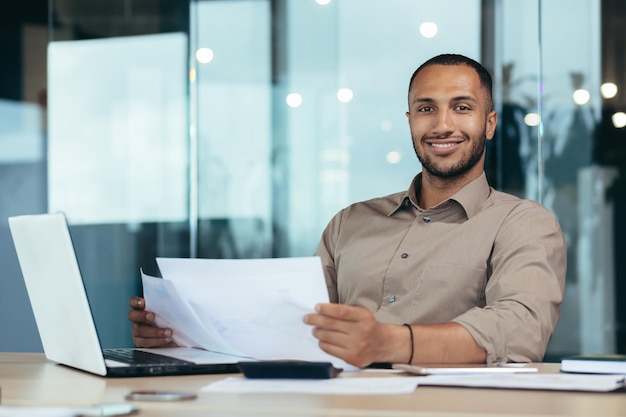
[8, 212, 242, 377]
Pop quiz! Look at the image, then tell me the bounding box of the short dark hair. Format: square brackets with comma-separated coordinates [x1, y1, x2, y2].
[408, 54, 493, 110]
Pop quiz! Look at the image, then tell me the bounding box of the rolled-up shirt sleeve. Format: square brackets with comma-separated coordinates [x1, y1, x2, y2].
[452, 201, 567, 364]
[315, 210, 342, 304]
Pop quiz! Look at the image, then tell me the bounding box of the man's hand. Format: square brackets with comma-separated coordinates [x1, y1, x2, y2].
[303, 303, 488, 366]
[128, 296, 177, 348]
[303, 303, 408, 367]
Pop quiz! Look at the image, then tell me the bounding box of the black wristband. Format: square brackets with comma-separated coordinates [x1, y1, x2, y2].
[403, 323, 414, 364]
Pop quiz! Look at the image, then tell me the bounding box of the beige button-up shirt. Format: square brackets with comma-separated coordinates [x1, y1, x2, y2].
[315, 172, 567, 363]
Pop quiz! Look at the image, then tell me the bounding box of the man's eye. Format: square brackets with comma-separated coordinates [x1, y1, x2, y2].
[456, 105, 471, 111]
[418, 106, 433, 112]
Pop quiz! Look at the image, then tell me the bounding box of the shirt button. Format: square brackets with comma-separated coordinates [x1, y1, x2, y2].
[400, 253, 408, 259]
[423, 216, 431, 223]
[388, 295, 396, 302]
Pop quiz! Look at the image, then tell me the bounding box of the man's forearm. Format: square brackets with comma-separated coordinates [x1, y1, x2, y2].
[379, 322, 487, 364]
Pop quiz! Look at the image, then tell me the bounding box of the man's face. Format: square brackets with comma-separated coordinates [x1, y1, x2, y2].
[406, 64, 497, 180]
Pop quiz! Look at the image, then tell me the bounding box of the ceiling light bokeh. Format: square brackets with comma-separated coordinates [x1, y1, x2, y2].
[195, 47, 214, 64]
[601, 82, 618, 99]
[286, 93, 303, 108]
[419, 22, 438, 38]
[386, 151, 402, 164]
[573, 89, 590, 105]
[612, 112, 626, 128]
[524, 113, 541, 126]
[337, 88, 354, 103]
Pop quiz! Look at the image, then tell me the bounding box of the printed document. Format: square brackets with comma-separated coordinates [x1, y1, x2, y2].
[141, 256, 347, 367]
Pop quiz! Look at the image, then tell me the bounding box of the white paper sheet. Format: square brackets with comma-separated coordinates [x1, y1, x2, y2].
[0, 407, 76, 417]
[202, 375, 421, 395]
[0, 404, 137, 417]
[141, 272, 248, 357]
[393, 363, 539, 375]
[156, 257, 325, 281]
[142, 256, 348, 368]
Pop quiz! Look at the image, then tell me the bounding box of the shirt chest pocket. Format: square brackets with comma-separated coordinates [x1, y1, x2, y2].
[409, 264, 487, 323]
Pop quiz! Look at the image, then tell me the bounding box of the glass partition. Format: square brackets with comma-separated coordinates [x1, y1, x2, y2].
[194, 0, 273, 259]
[193, 0, 482, 260]
[43, 0, 191, 348]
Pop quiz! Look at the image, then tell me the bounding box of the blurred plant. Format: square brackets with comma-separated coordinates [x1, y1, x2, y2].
[501, 62, 537, 106]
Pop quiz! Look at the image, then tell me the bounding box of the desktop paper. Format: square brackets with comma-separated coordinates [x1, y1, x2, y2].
[202, 375, 422, 395]
[142, 257, 346, 367]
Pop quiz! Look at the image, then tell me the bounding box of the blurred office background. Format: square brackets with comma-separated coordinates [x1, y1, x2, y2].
[1, 0, 624, 361]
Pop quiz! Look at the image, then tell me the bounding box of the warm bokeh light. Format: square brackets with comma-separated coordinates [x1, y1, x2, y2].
[419, 22, 438, 38]
[285, 93, 303, 108]
[601, 82, 618, 99]
[612, 112, 626, 128]
[386, 151, 402, 164]
[524, 113, 541, 126]
[195, 47, 214, 64]
[337, 88, 354, 103]
[573, 89, 590, 105]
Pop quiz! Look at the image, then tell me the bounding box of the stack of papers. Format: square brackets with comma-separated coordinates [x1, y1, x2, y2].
[417, 373, 626, 392]
[142, 256, 348, 368]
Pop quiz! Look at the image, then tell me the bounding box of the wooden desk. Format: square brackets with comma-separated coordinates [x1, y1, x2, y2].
[1, 353, 625, 417]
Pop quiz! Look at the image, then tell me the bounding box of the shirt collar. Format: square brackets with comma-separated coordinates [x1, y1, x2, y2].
[389, 172, 491, 218]
[450, 172, 491, 218]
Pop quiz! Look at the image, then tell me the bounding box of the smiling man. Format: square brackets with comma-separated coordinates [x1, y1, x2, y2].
[302, 54, 567, 367]
[128, 54, 566, 368]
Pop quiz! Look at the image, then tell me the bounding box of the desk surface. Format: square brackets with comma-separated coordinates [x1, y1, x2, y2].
[1, 353, 625, 417]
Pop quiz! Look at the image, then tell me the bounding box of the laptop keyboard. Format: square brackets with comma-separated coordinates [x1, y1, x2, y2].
[103, 348, 194, 365]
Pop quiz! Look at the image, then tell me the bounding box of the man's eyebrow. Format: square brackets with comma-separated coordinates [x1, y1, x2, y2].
[410, 97, 435, 105]
[452, 95, 479, 103]
[410, 95, 479, 105]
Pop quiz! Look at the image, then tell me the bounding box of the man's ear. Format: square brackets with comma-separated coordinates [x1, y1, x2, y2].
[485, 110, 498, 140]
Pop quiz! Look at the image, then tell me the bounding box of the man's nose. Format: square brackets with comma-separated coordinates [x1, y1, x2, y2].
[432, 109, 455, 134]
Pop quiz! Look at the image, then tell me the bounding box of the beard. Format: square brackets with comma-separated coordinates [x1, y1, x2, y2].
[412, 132, 486, 179]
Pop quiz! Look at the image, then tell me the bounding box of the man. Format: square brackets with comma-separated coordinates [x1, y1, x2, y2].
[129, 54, 567, 367]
